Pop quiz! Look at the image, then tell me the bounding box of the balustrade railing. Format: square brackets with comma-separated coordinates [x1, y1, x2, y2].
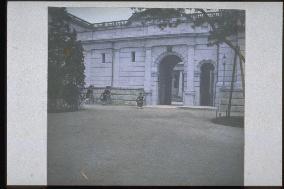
[92, 20, 128, 28]
[91, 11, 221, 28]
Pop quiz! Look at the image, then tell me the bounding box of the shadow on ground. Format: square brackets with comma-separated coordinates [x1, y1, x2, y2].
[211, 116, 244, 128]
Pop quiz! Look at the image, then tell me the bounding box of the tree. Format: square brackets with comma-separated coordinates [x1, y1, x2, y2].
[191, 9, 245, 63]
[48, 7, 85, 112]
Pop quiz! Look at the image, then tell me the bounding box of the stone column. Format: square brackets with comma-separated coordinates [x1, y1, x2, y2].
[151, 70, 159, 105]
[178, 71, 183, 97]
[112, 49, 120, 87]
[184, 45, 195, 106]
[234, 57, 242, 89]
[144, 47, 152, 105]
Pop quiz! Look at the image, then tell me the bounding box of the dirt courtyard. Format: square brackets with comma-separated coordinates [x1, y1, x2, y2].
[48, 105, 244, 186]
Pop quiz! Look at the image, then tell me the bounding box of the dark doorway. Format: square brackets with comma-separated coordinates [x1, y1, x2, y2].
[200, 63, 215, 106]
[158, 55, 182, 105]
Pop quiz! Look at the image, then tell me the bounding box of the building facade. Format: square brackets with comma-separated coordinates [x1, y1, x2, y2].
[68, 12, 245, 116]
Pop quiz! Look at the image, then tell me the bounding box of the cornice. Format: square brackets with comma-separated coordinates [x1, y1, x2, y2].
[80, 32, 210, 44]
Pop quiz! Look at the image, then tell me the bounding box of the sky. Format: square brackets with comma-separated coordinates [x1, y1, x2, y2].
[66, 7, 135, 23]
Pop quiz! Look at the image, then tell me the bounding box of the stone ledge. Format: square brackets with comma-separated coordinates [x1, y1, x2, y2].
[220, 99, 244, 106]
[219, 105, 244, 112]
[178, 106, 217, 110]
[86, 87, 145, 106]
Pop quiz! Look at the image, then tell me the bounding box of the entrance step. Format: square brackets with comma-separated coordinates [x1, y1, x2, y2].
[178, 106, 217, 110]
[144, 105, 217, 110]
[144, 105, 178, 109]
[171, 101, 183, 106]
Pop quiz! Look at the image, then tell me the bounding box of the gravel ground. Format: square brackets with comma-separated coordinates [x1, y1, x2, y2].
[48, 105, 244, 186]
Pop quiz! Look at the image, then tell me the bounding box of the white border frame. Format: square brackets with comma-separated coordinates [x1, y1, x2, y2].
[7, 1, 282, 186]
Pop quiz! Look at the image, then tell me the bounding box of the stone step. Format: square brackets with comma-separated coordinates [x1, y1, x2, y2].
[221, 91, 244, 99]
[217, 111, 244, 117]
[220, 98, 244, 106]
[219, 104, 244, 112]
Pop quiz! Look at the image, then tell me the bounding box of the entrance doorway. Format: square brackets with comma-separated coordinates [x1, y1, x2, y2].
[200, 63, 215, 106]
[158, 55, 183, 105]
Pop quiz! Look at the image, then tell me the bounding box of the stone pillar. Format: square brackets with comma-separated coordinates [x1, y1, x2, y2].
[144, 47, 152, 105]
[234, 57, 242, 89]
[112, 49, 120, 87]
[151, 67, 159, 105]
[178, 71, 183, 97]
[184, 46, 195, 106]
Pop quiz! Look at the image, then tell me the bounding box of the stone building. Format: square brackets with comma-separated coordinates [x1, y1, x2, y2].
[67, 11, 245, 116]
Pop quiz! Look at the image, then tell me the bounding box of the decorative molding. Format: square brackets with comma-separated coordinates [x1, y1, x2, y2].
[196, 59, 217, 73]
[144, 90, 152, 94]
[184, 90, 196, 95]
[154, 51, 186, 66]
[80, 33, 212, 44]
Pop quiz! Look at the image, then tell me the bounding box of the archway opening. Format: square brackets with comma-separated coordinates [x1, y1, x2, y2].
[200, 63, 215, 106]
[158, 55, 183, 105]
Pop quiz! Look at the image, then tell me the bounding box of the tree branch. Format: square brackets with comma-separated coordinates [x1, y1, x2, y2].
[195, 9, 245, 63]
[223, 38, 245, 63]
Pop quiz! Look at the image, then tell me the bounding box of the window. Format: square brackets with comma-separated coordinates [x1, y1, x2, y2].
[131, 51, 135, 62]
[102, 53, 105, 63]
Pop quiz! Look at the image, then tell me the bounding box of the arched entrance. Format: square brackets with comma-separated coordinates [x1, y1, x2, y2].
[158, 55, 183, 105]
[200, 63, 215, 106]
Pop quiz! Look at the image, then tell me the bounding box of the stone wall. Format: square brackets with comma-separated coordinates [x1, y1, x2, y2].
[84, 48, 113, 87]
[88, 87, 145, 106]
[217, 88, 244, 117]
[118, 47, 145, 88]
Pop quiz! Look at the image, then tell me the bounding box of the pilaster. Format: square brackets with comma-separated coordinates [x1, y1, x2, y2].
[184, 45, 195, 105]
[144, 47, 152, 105]
[112, 49, 120, 87]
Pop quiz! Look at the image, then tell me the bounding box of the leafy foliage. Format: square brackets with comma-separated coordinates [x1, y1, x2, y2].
[129, 8, 186, 29]
[48, 7, 85, 112]
[191, 9, 245, 47]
